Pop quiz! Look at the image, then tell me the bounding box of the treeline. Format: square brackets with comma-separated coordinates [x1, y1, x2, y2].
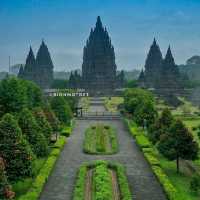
[124, 88, 199, 173]
[0, 77, 75, 199]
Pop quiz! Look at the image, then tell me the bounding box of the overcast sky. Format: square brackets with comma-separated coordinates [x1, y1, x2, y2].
[0, 0, 200, 72]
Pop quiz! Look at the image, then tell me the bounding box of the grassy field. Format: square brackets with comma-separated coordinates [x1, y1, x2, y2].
[104, 97, 124, 112]
[83, 124, 118, 154]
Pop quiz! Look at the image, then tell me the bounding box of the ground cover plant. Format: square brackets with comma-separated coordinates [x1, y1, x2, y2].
[73, 160, 132, 200]
[83, 124, 118, 154]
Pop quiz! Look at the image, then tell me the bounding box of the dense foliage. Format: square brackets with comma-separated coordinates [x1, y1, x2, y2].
[50, 96, 73, 125]
[124, 88, 157, 127]
[0, 114, 35, 181]
[18, 108, 49, 157]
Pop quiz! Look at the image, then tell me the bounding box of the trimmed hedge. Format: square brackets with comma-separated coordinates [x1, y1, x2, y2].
[152, 166, 180, 200]
[135, 135, 151, 148]
[144, 152, 160, 167]
[18, 136, 66, 200]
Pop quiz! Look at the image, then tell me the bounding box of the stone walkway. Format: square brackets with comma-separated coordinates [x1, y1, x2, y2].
[39, 103, 167, 200]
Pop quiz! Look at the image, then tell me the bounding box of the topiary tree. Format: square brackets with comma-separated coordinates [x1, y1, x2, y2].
[0, 157, 15, 200]
[18, 108, 49, 157]
[149, 108, 174, 144]
[0, 114, 35, 181]
[158, 119, 199, 173]
[50, 97, 73, 125]
[33, 107, 53, 142]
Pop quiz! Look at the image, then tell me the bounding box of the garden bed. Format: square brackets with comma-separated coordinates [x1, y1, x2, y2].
[83, 124, 118, 154]
[73, 160, 132, 200]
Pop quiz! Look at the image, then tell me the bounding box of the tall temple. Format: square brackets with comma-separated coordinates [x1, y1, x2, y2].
[18, 41, 54, 89]
[81, 16, 122, 94]
[138, 39, 182, 90]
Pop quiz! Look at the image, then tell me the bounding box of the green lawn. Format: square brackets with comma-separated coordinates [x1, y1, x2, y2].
[159, 157, 199, 200]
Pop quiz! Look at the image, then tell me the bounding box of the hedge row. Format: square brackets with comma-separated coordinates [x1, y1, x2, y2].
[73, 160, 132, 200]
[124, 119, 181, 200]
[18, 136, 66, 200]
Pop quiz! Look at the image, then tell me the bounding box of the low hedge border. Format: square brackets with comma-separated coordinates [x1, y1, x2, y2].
[18, 136, 66, 200]
[124, 118, 181, 200]
[73, 160, 132, 200]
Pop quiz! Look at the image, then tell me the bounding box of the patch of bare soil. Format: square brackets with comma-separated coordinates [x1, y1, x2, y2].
[85, 169, 93, 200]
[110, 169, 120, 200]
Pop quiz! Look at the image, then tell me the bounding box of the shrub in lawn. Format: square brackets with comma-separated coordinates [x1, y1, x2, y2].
[0, 114, 35, 181]
[18, 108, 49, 157]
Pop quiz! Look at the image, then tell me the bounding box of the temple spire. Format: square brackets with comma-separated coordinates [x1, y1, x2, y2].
[164, 45, 175, 66]
[95, 16, 103, 29]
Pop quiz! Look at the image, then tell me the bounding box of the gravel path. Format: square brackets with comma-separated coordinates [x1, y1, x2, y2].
[39, 103, 167, 200]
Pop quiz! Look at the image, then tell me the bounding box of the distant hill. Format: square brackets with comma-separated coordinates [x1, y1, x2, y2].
[179, 56, 200, 81]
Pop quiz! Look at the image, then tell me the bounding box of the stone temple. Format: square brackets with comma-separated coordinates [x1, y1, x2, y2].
[80, 16, 123, 94]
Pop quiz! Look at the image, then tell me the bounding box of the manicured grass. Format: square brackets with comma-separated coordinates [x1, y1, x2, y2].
[104, 97, 124, 112]
[73, 160, 132, 200]
[83, 124, 118, 154]
[17, 136, 66, 200]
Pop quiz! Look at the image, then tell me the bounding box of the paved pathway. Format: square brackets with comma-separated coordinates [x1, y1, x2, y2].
[39, 102, 167, 200]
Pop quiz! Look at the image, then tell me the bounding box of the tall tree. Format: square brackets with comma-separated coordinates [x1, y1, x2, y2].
[0, 77, 27, 117]
[18, 108, 49, 157]
[33, 107, 53, 142]
[0, 114, 34, 181]
[149, 108, 174, 144]
[158, 119, 199, 173]
[50, 97, 73, 125]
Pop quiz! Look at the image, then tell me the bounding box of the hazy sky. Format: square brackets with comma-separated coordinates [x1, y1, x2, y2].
[0, 0, 200, 71]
